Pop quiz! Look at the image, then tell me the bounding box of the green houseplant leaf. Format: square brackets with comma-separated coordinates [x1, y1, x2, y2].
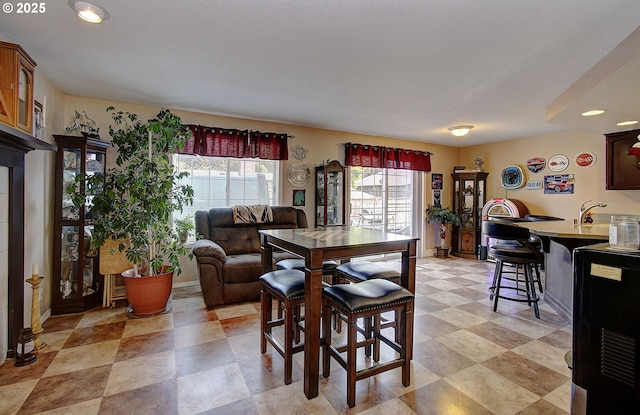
[68, 107, 194, 276]
[425, 205, 461, 227]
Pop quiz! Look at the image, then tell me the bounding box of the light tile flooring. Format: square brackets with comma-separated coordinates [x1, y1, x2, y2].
[0, 256, 572, 415]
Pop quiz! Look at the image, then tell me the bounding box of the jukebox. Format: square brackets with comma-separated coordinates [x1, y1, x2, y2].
[479, 198, 529, 260]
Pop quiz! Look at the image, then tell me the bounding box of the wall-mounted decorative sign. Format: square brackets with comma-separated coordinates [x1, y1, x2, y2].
[544, 174, 574, 194]
[431, 173, 443, 189]
[526, 157, 546, 173]
[526, 180, 542, 190]
[548, 154, 569, 172]
[500, 165, 525, 189]
[574, 152, 596, 168]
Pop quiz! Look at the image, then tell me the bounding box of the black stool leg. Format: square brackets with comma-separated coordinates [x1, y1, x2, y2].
[524, 265, 540, 319]
[493, 260, 504, 312]
[534, 264, 543, 293]
[489, 262, 500, 300]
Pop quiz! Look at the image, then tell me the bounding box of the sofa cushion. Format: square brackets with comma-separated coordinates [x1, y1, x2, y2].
[210, 226, 260, 255]
[223, 251, 297, 284]
[223, 254, 264, 284]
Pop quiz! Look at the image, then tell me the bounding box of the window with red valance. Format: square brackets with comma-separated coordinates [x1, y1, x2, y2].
[344, 142, 432, 172]
[181, 125, 289, 160]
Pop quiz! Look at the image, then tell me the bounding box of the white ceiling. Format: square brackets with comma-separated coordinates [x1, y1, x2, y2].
[1, 1, 639, 146]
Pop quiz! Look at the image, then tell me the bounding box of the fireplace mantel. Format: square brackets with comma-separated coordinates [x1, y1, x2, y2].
[0, 122, 55, 358]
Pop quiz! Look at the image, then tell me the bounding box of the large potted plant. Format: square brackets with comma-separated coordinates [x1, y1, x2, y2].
[425, 205, 461, 249]
[69, 106, 194, 316]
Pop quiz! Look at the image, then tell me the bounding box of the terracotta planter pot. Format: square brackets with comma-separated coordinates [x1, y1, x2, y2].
[122, 266, 173, 316]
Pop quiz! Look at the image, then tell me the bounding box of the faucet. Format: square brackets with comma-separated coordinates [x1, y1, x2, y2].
[579, 200, 607, 224]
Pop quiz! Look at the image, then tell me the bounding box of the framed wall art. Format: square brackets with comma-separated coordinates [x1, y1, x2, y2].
[606, 129, 640, 190]
[293, 189, 306, 206]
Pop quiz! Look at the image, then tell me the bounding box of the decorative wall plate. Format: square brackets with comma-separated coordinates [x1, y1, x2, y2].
[548, 154, 569, 172]
[500, 165, 525, 189]
[574, 152, 596, 168]
[287, 163, 311, 187]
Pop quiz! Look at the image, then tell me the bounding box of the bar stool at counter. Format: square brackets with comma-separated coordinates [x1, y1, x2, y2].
[482, 220, 544, 319]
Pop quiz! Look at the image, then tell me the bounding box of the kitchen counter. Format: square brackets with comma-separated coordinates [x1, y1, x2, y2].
[519, 221, 609, 322]
[521, 221, 609, 239]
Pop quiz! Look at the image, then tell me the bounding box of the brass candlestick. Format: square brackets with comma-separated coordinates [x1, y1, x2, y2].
[25, 272, 48, 352]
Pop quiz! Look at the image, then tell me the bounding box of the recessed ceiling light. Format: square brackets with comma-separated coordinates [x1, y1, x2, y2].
[616, 120, 638, 126]
[581, 109, 605, 117]
[69, 1, 108, 23]
[448, 125, 474, 137]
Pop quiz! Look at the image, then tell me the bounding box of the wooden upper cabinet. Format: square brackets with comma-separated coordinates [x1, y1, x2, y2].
[0, 41, 37, 135]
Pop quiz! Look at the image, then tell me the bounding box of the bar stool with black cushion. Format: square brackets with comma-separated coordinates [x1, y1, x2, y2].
[276, 258, 338, 283]
[334, 261, 400, 285]
[322, 279, 414, 408]
[334, 261, 401, 340]
[482, 220, 545, 319]
[259, 269, 308, 385]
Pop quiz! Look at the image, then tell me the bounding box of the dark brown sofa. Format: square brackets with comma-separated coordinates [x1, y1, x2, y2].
[192, 206, 308, 307]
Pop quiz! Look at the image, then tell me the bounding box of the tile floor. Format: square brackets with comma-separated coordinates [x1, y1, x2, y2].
[0, 255, 573, 415]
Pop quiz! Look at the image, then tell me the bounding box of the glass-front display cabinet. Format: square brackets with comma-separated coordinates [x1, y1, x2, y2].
[315, 160, 346, 227]
[451, 171, 488, 259]
[52, 135, 110, 314]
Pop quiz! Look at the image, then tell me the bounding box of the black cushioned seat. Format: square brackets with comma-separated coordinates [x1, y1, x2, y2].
[322, 279, 413, 408]
[276, 258, 338, 271]
[482, 220, 544, 319]
[335, 261, 401, 284]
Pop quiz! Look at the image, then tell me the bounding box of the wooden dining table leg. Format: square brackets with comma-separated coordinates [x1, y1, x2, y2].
[303, 253, 324, 399]
[401, 242, 416, 361]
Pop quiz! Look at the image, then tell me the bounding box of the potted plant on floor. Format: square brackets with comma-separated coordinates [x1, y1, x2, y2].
[69, 106, 194, 316]
[425, 205, 461, 253]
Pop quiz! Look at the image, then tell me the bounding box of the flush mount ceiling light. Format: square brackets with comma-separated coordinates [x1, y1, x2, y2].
[69, 1, 108, 23]
[448, 125, 474, 137]
[617, 120, 638, 126]
[581, 109, 605, 117]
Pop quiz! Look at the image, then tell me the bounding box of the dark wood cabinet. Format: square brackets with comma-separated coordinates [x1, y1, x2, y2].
[606, 128, 640, 190]
[315, 160, 346, 227]
[451, 171, 488, 259]
[0, 41, 36, 135]
[52, 135, 110, 314]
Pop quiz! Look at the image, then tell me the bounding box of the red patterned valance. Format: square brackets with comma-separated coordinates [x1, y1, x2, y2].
[181, 125, 289, 160]
[345, 142, 432, 172]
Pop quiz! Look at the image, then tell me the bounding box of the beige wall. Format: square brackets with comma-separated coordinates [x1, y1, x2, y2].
[64, 96, 461, 264]
[461, 130, 640, 220]
[23, 69, 65, 323]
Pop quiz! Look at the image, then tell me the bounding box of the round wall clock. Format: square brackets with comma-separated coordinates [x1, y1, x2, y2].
[548, 154, 569, 172]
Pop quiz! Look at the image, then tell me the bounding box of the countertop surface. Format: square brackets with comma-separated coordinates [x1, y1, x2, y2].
[520, 220, 609, 240]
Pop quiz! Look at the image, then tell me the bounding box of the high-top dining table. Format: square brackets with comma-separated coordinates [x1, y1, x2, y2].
[259, 226, 419, 399]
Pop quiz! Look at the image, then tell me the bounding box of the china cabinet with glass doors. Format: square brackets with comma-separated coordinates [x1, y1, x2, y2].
[451, 171, 488, 258]
[315, 160, 346, 227]
[52, 135, 110, 314]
